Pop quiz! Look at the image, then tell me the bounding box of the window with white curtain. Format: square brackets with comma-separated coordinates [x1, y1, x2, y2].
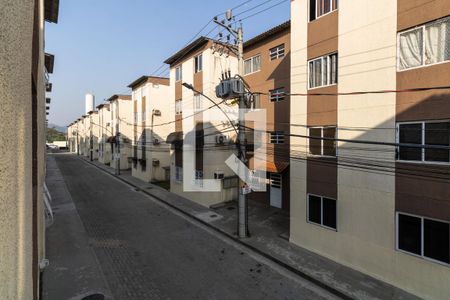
[399, 16, 450, 70]
[194, 94, 202, 111]
[175, 100, 182, 115]
[175, 65, 182, 81]
[244, 55, 261, 75]
[308, 53, 338, 89]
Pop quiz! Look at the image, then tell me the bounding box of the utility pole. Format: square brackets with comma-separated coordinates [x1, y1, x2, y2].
[90, 115, 93, 161]
[214, 11, 249, 238]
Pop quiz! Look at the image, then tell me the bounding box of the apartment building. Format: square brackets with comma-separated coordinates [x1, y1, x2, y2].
[97, 103, 111, 164]
[165, 37, 239, 207]
[244, 21, 291, 210]
[88, 110, 100, 160]
[106, 94, 133, 170]
[128, 76, 172, 182]
[67, 122, 77, 153]
[290, 0, 450, 298]
[0, 0, 59, 298]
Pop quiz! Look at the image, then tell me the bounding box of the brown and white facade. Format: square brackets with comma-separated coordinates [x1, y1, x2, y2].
[290, 0, 450, 298]
[244, 21, 291, 211]
[165, 37, 239, 207]
[106, 94, 133, 170]
[128, 76, 172, 182]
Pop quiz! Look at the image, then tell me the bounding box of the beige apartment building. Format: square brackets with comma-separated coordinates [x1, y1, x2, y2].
[290, 0, 450, 298]
[128, 76, 172, 182]
[105, 94, 133, 170]
[88, 110, 100, 160]
[244, 21, 291, 211]
[97, 103, 112, 164]
[165, 37, 240, 207]
[0, 0, 59, 298]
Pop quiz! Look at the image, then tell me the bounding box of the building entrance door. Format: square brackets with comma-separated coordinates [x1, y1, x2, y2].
[270, 173, 282, 208]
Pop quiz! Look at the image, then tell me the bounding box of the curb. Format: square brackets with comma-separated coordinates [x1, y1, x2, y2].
[79, 156, 352, 300]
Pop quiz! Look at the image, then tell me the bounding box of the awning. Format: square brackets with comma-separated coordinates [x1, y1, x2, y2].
[106, 136, 116, 143]
[263, 161, 289, 173]
[166, 131, 183, 144]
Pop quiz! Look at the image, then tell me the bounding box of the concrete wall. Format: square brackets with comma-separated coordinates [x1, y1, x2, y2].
[0, 0, 46, 298]
[290, 0, 450, 298]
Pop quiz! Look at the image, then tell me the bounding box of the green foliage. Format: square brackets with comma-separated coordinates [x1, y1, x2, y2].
[47, 127, 66, 143]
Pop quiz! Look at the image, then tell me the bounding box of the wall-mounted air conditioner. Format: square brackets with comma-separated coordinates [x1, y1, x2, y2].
[215, 135, 227, 145]
[153, 139, 160, 145]
[214, 171, 225, 180]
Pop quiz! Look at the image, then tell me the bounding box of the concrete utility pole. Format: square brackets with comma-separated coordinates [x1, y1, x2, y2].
[214, 12, 249, 238]
[90, 116, 93, 161]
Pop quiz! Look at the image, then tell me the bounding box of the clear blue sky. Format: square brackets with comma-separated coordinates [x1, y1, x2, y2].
[46, 0, 290, 127]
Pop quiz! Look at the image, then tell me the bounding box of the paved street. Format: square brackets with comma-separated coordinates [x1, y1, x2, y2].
[46, 153, 339, 300]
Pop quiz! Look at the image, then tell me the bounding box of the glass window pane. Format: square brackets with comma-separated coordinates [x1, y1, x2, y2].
[425, 122, 450, 162]
[253, 56, 261, 72]
[425, 17, 450, 65]
[323, 0, 331, 15]
[399, 123, 422, 161]
[331, 54, 338, 84]
[314, 59, 322, 87]
[309, 61, 314, 88]
[399, 28, 424, 70]
[244, 59, 252, 74]
[322, 197, 336, 229]
[424, 219, 450, 264]
[309, 128, 322, 155]
[323, 127, 336, 156]
[323, 57, 328, 85]
[308, 195, 321, 224]
[398, 214, 422, 256]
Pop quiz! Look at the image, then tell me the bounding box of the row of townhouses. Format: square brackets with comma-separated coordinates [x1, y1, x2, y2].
[68, 0, 450, 298]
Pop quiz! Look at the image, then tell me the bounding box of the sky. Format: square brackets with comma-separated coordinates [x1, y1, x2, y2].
[46, 0, 290, 127]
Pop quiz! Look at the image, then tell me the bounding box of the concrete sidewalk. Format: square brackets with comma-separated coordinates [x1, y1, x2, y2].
[80, 155, 419, 300]
[43, 155, 112, 300]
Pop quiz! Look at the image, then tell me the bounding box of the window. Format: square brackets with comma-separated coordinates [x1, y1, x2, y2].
[310, 0, 338, 21]
[134, 112, 138, 123]
[397, 213, 450, 265]
[244, 55, 261, 75]
[270, 44, 285, 60]
[269, 88, 285, 102]
[251, 93, 261, 109]
[194, 94, 202, 111]
[309, 127, 336, 156]
[307, 194, 337, 230]
[270, 131, 285, 144]
[175, 65, 182, 81]
[397, 121, 450, 163]
[175, 100, 182, 115]
[195, 54, 203, 73]
[174, 166, 183, 182]
[142, 111, 146, 122]
[309, 53, 338, 88]
[399, 16, 450, 70]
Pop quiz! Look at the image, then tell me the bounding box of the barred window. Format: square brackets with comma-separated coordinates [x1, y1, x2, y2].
[270, 44, 285, 60]
[270, 131, 285, 144]
[269, 88, 285, 102]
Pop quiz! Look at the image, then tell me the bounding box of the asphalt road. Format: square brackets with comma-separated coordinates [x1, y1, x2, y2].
[53, 154, 339, 300]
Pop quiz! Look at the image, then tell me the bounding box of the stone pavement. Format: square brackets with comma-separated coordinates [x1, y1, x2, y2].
[45, 153, 340, 300]
[43, 155, 112, 300]
[80, 155, 420, 300]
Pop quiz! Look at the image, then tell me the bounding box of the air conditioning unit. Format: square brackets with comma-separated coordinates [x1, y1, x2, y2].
[214, 171, 225, 180]
[153, 139, 160, 145]
[152, 159, 160, 167]
[215, 135, 227, 145]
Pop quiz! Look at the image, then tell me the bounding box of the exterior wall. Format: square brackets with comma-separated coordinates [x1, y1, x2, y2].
[98, 105, 111, 165]
[244, 25, 291, 210]
[169, 42, 240, 207]
[131, 79, 172, 182]
[290, 0, 450, 298]
[0, 0, 47, 298]
[90, 112, 100, 160]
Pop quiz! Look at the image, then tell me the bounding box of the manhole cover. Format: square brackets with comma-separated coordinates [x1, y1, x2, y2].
[82, 294, 105, 300]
